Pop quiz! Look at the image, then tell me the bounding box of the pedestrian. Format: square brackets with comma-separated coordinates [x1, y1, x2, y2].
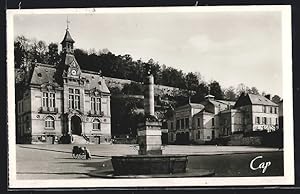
[84, 147, 92, 160]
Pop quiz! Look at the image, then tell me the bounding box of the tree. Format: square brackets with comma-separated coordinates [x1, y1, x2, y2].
[14, 35, 32, 68]
[46, 43, 61, 66]
[209, 81, 224, 100]
[98, 48, 110, 55]
[146, 59, 162, 84]
[109, 87, 122, 95]
[236, 83, 250, 96]
[161, 67, 186, 88]
[111, 96, 144, 136]
[272, 95, 281, 104]
[122, 82, 143, 95]
[224, 86, 237, 101]
[191, 82, 209, 103]
[249, 86, 259, 95]
[31, 40, 47, 63]
[185, 72, 199, 91]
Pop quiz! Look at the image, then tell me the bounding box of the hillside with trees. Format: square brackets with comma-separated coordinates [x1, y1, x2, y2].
[14, 35, 282, 136]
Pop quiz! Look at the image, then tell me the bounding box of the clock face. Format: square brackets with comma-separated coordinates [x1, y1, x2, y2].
[71, 69, 77, 75]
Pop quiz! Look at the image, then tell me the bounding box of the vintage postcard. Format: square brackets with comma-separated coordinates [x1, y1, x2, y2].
[7, 5, 294, 189]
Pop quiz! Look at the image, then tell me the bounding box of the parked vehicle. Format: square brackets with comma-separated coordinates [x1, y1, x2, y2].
[72, 146, 86, 159]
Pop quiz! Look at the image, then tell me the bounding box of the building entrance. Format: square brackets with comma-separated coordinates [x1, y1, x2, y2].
[71, 115, 82, 135]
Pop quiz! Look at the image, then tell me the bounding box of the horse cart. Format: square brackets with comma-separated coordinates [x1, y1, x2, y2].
[72, 146, 86, 159]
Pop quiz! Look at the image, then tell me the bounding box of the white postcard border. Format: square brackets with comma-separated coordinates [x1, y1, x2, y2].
[7, 5, 294, 188]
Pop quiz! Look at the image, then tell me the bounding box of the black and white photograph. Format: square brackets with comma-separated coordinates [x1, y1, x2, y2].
[7, 6, 294, 188]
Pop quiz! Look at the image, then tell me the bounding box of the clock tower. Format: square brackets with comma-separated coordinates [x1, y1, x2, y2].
[61, 19, 75, 54]
[60, 25, 81, 78]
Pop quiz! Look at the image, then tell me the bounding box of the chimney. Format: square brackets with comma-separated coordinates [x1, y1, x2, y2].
[265, 94, 271, 100]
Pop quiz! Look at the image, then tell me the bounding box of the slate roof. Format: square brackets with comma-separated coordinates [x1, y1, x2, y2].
[176, 103, 205, 110]
[30, 63, 57, 86]
[64, 54, 78, 66]
[208, 100, 228, 108]
[189, 103, 205, 109]
[248, 93, 278, 106]
[215, 100, 236, 106]
[29, 63, 110, 93]
[61, 30, 75, 43]
[81, 71, 110, 93]
[193, 109, 214, 116]
[234, 93, 278, 107]
[200, 99, 231, 108]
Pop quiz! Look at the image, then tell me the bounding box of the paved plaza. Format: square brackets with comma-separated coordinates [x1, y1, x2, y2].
[16, 144, 283, 179]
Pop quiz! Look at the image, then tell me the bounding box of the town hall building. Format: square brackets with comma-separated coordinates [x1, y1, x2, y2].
[16, 28, 111, 144]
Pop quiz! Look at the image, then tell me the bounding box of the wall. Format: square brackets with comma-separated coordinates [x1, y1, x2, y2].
[84, 116, 111, 141]
[238, 105, 253, 132]
[228, 136, 263, 146]
[218, 111, 232, 136]
[167, 105, 204, 143]
[252, 105, 279, 132]
[191, 112, 218, 143]
[104, 76, 191, 97]
[30, 87, 63, 137]
[231, 110, 243, 133]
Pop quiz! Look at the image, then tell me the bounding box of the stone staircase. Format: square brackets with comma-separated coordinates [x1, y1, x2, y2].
[72, 134, 94, 144]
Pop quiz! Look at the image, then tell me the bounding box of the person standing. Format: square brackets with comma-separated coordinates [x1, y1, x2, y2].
[84, 147, 92, 160]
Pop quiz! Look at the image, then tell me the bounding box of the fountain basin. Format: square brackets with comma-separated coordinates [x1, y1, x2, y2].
[111, 155, 188, 175]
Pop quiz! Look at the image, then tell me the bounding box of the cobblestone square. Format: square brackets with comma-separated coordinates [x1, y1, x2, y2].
[16, 144, 283, 179]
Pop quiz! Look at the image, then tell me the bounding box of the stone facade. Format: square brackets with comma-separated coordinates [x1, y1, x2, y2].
[234, 93, 279, 133]
[16, 29, 111, 144]
[192, 110, 217, 144]
[218, 109, 244, 136]
[167, 93, 279, 145]
[167, 103, 204, 144]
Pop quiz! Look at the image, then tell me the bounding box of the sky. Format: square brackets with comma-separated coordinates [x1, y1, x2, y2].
[13, 9, 283, 96]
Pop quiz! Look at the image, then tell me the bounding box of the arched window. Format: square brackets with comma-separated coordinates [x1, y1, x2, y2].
[45, 116, 55, 129]
[93, 119, 100, 130]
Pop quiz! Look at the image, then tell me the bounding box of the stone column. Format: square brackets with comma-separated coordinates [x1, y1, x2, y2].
[138, 121, 162, 155]
[138, 73, 162, 155]
[144, 75, 155, 116]
[68, 118, 71, 135]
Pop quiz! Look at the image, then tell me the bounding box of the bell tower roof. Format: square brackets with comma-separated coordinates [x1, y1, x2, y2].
[61, 29, 75, 44]
[61, 28, 75, 54]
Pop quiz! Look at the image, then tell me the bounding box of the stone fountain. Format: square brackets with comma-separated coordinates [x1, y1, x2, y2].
[111, 72, 188, 175]
[90, 71, 214, 178]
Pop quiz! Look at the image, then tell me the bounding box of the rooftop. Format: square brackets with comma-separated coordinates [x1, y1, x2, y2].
[234, 93, 278, 107]
[61, 29, 75, 44]
[248, 93, 278, 106]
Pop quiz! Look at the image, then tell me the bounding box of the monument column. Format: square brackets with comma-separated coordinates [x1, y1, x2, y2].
[144, 75, 155, 116]
[138, 73, 162, 155]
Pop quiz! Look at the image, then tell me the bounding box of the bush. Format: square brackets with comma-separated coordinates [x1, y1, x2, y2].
[215, 137, 230, 146]
[232, 131, 244, 135]
[244, 130, 267, 137]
